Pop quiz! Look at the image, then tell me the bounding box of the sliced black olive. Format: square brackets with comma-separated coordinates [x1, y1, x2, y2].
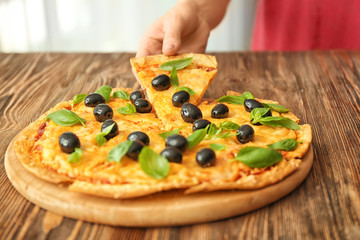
[126, 140, 145, 160]
[93, 103, 113, 122]
[181, 103, 202, 123]
[152, 74, 171, 91]
[59, 132, 80, 153]
[244, 99, 264, 112]
[236, 125, 255, 144]
[165, 134, 188, 152]
[130, 90, 145, 104]
[192, 119, 211, 132]
[196, 148, 216, 168]
[127, 131, 150, 145]
[172, 91, 190, 107]
[161, 147, 183, 163]
[134, 99, 152, 113]
[101, 119, 119, 140]
[84, 93, 105, 107]
[211, 104, 229, 119]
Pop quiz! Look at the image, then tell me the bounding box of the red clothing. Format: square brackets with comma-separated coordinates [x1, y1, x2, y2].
[252, 0, 360, 51]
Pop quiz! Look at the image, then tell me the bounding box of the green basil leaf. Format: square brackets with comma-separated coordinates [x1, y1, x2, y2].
[96, 134, 106, 147]
[267, 138, 298, 151]
[208, 123, 218, 135]
[210, 128, 223, 140]
[217, 132, 234, 138]
[187, 127, 208, 149]
[219, 121, 240, 130]
[205, 122, 238, 140]
[209, 143, 226, 151]
[117, 103, 136, 115]
[170, 67, 179, 87]
[95, 85, 112, 103]
[72, 93, 87, 107]
[217, 92, 254, 105]
[205, 123, 218, 140]
[107, 140, 133, 163]
[259, 116, 300, 130]
[138, 146, 169, 179]
[177, 86, 196, 95]
[242, 91, 255, 99]
[159, 127, 185, 139]
[262, 103, 289, 113]
[234, 146, 283, 168]
[159, 57, 193, 71]
[95, 123, 115, 146]
[113, 90, 130, 100]
[46, 109, 86, 126]
[250, 108, 270, 124]
[102, 123, 115, 135]
[68, 148, 82, 164]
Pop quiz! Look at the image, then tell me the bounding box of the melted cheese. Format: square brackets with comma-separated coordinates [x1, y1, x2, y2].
[36, 87, 306, 188]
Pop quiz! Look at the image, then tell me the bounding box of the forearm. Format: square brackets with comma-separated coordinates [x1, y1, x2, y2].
[177, 0, 230, 29]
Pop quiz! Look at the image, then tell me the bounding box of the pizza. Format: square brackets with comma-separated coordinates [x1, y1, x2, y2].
[14, 53, 312, 199]
[130, 53, 217, 130]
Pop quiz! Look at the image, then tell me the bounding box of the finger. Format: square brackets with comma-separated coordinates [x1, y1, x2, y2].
[162, 14, 183, 55]
[179, 21, 210, 54]
[136, 35, 163, 57]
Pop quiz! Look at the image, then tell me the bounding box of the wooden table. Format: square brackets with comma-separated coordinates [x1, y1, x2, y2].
[0, 52, 359, 240]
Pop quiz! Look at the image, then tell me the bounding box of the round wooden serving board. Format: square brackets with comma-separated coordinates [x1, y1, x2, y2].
[5, 139, 313, 227]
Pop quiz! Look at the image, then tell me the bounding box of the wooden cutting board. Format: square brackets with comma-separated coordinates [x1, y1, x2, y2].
[5, 138, 313, 227]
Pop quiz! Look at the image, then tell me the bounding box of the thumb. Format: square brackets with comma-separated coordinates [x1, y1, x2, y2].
[162, 17, 182, 55]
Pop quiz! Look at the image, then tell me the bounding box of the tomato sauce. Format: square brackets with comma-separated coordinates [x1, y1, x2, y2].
[35, 122, 47, 141]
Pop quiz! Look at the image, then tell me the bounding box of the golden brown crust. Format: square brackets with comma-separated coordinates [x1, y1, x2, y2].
[14, 103, 73, 184]
[184, 158, 301, 194]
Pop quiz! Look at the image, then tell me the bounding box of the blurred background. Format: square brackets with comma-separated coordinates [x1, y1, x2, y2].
[0, 0, 257, 52]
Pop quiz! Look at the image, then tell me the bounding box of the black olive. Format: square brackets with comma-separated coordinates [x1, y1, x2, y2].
[244, 99, 264, 112]
[211, 104, 229, 119]
[130, 90, 145, 104]
[165, 134, 188, 152]
[59, 132, 80, 153]
[134, 99, 152, 113]
[127, 131, 150, 145]
[161, 147, 183, 163]
[93, 103, 113, 122]
[181, 103, 203, 123]
[172, 91, 190, 107]
[84, 93, 105, 107]
[192, 119, 211, 132]
[196, 148, 216, 168]
[152, 74, 171, 91]
[101, 119, 119, 140]
[236, 125, 255, 144]
[126, 140, 145, 160]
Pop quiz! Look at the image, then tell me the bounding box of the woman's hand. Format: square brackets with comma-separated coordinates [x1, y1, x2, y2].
[136, 0, 229, 57]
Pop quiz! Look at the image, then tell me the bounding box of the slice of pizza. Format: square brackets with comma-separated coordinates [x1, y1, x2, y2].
[130, 53, 217, 130]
